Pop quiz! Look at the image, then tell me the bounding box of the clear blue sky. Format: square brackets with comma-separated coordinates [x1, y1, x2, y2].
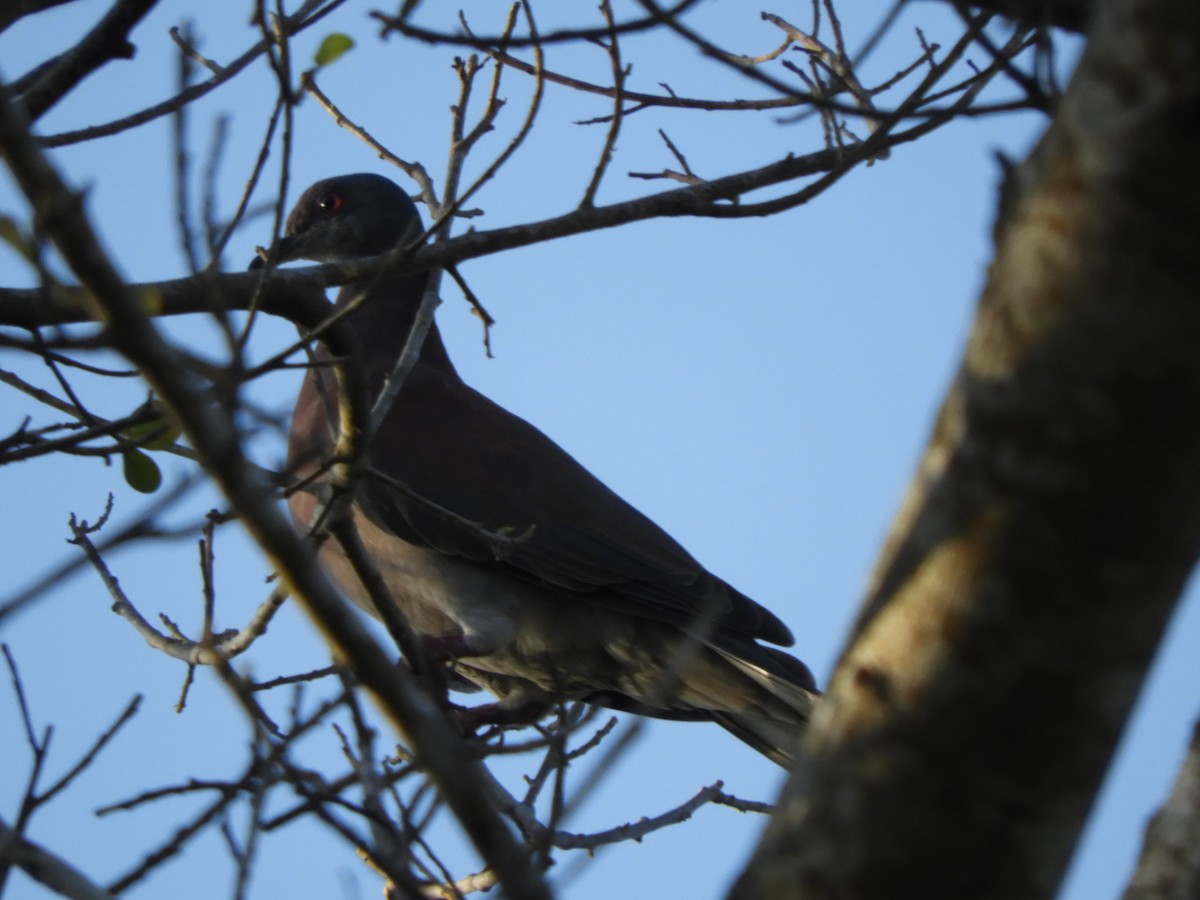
[1, 2, 1197, 898]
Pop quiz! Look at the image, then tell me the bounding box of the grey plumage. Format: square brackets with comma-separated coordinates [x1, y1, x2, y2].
[266, 173, 819, 765]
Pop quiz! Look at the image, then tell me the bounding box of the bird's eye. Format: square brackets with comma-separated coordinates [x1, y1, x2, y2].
[317, 191, 342, 214]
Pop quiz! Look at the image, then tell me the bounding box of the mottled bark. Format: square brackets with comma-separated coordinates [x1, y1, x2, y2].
[733, 1, 1200, 897]
[1124, 718, 1200, 900]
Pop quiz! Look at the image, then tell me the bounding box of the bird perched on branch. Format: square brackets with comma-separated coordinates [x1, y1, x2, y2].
[259, 173, 818, 765]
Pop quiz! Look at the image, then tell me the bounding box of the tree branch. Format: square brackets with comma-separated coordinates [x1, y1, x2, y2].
[0, 128, 928, 332]
[0, 818, 116, 900]
[12, 0, 160, 121]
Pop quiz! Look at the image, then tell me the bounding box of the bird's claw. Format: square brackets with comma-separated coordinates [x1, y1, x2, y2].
[422, 632, 478, 662]
[451, 701, 548, 737]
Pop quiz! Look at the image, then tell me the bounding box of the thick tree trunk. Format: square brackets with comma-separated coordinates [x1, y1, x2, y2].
[733, 2, 1200, 897]
[968, 0, 1093, 32]
[1124, 718, 1200, 900]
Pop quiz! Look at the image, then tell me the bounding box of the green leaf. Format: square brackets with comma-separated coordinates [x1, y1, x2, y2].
[123, 449, 162, 493]
[123, 416, 181, 451]
[313, 33, 354, 68]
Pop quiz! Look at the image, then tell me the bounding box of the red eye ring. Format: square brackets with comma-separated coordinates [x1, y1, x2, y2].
[317, 191, 342, 214]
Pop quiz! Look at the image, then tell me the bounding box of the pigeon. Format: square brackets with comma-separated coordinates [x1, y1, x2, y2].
[260, 173, 818, 764]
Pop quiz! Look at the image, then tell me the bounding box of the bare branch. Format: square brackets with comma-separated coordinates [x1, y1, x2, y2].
[36, 0, 344, 148]
[11, 0, 159, 121]
[579, 0, 624, 207]
[0, 818, 116, 900]
[374, 0, 705, 49]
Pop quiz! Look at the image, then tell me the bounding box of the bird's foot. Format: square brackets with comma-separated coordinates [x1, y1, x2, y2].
[451, 701, 550, 736]
[422, 632, 479, 661]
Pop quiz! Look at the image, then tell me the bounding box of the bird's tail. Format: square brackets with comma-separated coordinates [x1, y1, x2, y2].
[708, 646, 819, 766]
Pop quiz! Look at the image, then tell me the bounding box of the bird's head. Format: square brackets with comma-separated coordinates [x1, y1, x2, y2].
[250, 173, 423, 268]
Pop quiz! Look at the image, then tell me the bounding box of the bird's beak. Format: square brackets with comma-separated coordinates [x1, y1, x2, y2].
[247, 233, 301, 271]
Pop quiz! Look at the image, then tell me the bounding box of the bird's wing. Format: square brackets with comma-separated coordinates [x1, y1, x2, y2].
[355, 363, 794, 647]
